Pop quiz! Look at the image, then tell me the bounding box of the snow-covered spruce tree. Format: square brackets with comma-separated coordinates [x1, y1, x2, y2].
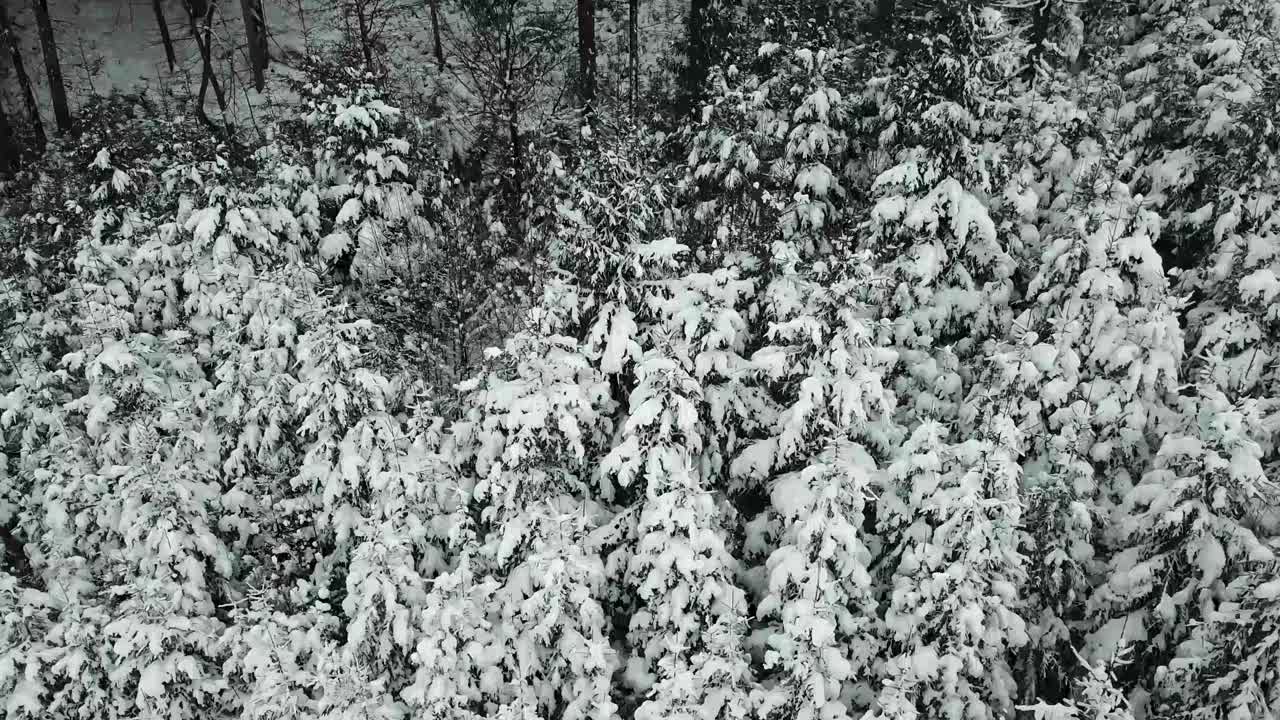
[1110, 0, 1280, 270]
[186, 147, 344, 720]
[165, 139, 399, 720]
[685, 39, 866, 253]
[1182, 183, 1280, 409]
[1109, 0, 1280, 465]
[400, 549, 498, 720]
[439, 327, 619, 720]
[1089, 387, 1278, 704]
[1018, 171, 1183, 497]
[605, 342, 756, 720]
[872, 361, 1029, 720]
[1005, 165, 1183, 702]
[859, 0, 1022, 429]
[280, 309, 439, 707]
[857, 19, 1035, 711]
[539, 138, 690, 714]
[0, 113, 308, 719]
[0, 74, 454, 719]
[0, 132, 210, 720]
[677, 24, 886, 517]
[741, 243, 902, 720]
[295, 60, 426, 287]
[885, 320, 1044, 720]
[959, 334, 1079, 706]
[1162, 564, 1280, 720]
[398, 135, 676, 720]
[550, 156, 762, 717]
[223, 374, 454, 720]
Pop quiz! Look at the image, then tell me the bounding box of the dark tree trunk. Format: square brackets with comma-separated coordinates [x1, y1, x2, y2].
[0, 521, 33, 583]
[1024, 0, 1050, 78]
[152, 0, 177, 71]
[0, 92, 18, 172]
[873, 0, 894, 30]
[1070, 45, 1088, 74]
[186, 0, 205, 34]
[239, 0, 267, 90]
[813, 0, 830, 27]
[199, 4, 226, 111]
[354, 2, 373, 68]
[629, 0, 638, 112]
[0, 1, 45, 148]
[33, 0, 73, 133]
[428, 0, 444, 69]
[576, 0, 596, 113]
[186, 0, 227, 128]
[1015, 645, 1038, 720]
[677, 0, 711, 117]
[500, 16, 523, 204]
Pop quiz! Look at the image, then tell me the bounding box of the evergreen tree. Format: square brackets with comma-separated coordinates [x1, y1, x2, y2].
[605, 339, 755, 720]
[447, 330, 618, 720]
[873, 414, 1029, 720]
[1112, 0, 1280, 269]
[1090, 388, 1277, 700]
[744, 245, 900, 720]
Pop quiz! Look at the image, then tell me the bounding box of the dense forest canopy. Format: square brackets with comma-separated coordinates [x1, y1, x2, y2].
[2, 1, 1280, 720]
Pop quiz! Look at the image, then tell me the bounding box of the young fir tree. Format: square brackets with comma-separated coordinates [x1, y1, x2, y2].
[1111, 0, 1280, 270]
[1183, 185, 1280, 408]
[0, 137, 200, 719]
[686, 39, 864, 252]
[873, 413, 1029, 720]
[607, 345, 756, 720]
[738, 239, 902, 720]
[1163, 564, 1280, 720]
[0, 109, 326, 719]
[860, 0, 1023, 429]
[1090, 387, 1277, 703]
[283, 310, 436, 708]
[569, 207, 760, 720]
[1124, 0, 1280, 481]
[299, 63, 426, 287]
[1010, 164, 1183, 701]
[444, 328, 618, 720]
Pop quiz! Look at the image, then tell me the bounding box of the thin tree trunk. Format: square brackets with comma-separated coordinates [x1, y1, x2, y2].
[428, 0, 444, 69]
[576, 0, 596, 113]
[239, 0, 267, 90]
[629, 0, 638, 113]
[355, 3, 373, 68]
[152, 0, 177, 71]
[507, 99, 522, 200]
[502, 19, 523, 202]
[0, 92, 18, 172]
[187, 0, 227, 128]
[200, 4, 226, 112]
[1015, 644, 1048, 720]
[186, 0, 204, 34]
[0, 1, 45, 148]
[33, 0, 72, 133]
[1024, 0, 1050, 78]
